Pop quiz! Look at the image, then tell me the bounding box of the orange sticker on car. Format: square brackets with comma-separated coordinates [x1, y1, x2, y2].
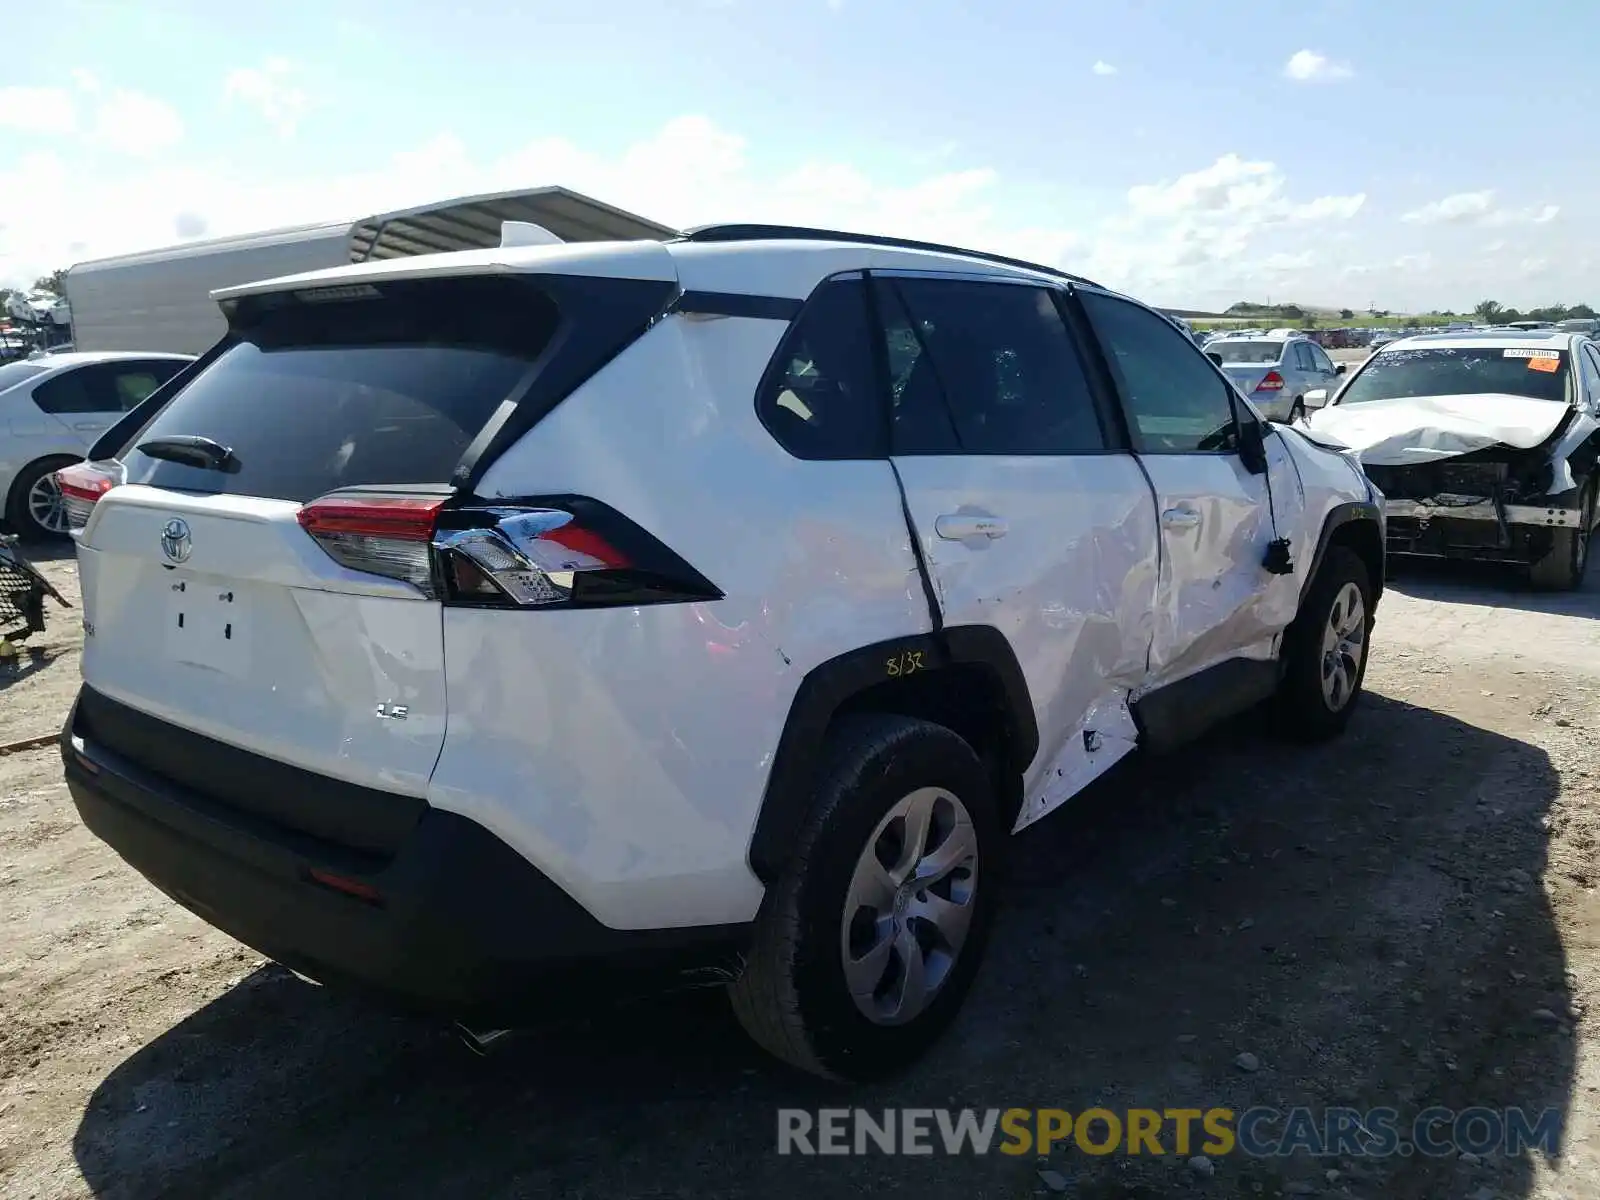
[1528, 357, 1560, 373]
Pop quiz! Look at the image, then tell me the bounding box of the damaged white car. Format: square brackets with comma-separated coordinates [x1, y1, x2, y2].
[1303, 330, 1600, 589]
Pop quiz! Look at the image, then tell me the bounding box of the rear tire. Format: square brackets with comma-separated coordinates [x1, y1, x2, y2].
[1274, 545, 1373, 741]
[1289, 396, 1307, 422]
[4, 456, 78, 541]
[729, 713, 999, 1081]
[1528, 482, 1594, 592]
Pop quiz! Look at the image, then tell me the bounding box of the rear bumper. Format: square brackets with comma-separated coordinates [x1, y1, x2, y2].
[62, 689, 749, 1023]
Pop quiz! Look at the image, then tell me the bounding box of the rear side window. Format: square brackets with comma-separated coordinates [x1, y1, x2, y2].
[755, 279, 884, 459]
[31, 366, 103, 414]
[120, 277, 562, 502]
[887, 278, 1105, 454]
[0, 361, 46, 393]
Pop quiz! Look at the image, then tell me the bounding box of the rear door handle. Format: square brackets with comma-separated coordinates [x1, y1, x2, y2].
[1161, 506, 1202, 530]
[935, 513, 1008, 540]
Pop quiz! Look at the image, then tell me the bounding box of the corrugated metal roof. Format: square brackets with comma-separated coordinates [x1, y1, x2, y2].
[348, 185, 679, 260]
[69, 186, 679, 274]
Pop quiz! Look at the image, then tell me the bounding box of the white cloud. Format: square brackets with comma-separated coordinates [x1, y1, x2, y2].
[1283, 50, 1353, 82]
[1401, 190, 1493, 224]
[0, 87, 78, 133]
[224, 59, 310, 138]
[1083, 154, 1365, 303]
[0, 111, 1582, 313]
[1402, 190, 1560, 228]
[1092, 61, 1117, 76]
[0, 117, 1087, 290]
[1520, 256, 1552, 277]
[91, 89, 184, 157]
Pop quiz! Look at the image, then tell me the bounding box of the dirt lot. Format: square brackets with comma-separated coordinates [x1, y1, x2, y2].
[3, 545, 1599, 1200]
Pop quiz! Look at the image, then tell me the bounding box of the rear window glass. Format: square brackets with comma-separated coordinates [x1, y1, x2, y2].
[120, 278, 558, 502]
[1337, 347, 1571, 406]
[1208, 341, 1284, 364]
[0, 362, 46, 393]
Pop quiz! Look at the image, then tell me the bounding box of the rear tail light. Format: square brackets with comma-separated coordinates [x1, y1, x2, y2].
[295, 495, 445, 591]
[1254, 371, 1285, 392]
[55, 460, 125, 531]
[295, 492, 721, 609]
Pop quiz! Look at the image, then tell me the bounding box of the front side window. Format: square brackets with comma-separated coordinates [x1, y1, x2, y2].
[885, 277, 1105, 454]
[1080, 290, 1239, 453]
[1580, 344, 1600, 410]
[756, 278, 884, 460]
[1336, 347, 1571, 406]
[1310, 344, 1336, 373]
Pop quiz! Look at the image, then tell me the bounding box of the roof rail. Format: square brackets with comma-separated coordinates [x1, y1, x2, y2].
[678, 223, 1104, 290]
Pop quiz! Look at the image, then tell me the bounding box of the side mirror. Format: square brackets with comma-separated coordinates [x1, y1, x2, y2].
[1334, 363, 1347, 375]
[1206, 351, 1223, 367]
[1303, 388, 1330, 410]
[1237, 415, 1269, 475]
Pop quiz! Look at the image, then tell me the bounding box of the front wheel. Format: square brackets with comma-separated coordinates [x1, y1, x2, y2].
[1528, 482, 1594, 592]
[729, 714, 999, 1081]
[1274, 545, 1373, 741]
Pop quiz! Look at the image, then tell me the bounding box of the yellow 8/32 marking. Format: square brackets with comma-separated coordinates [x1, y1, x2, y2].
[885, 649, 926, 678]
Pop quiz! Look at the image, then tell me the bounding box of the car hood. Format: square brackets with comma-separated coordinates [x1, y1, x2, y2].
[1302, 393, 1571, 466]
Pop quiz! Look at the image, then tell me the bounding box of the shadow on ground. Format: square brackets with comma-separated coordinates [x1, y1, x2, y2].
[74, 695, 1570, 1200]
[1385, 550, 1600, 619]
[0, 644, 65, 694]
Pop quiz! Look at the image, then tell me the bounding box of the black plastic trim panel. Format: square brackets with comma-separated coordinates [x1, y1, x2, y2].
[673, 291, 803, 321]
[452, 275, 680, 491]
[747, 626, 1037, 884]
[73, 686, 425, 860]
[1304, 500, 1385, 605]
[63, 690, 750, 1022]
[1130, 656, 1281, 754]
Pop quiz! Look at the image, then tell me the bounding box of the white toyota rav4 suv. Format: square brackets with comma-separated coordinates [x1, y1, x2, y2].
[58, 225, 1384, 1081]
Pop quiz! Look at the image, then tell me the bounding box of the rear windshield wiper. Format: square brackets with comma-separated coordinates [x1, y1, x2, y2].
[137, 435, 241, 474]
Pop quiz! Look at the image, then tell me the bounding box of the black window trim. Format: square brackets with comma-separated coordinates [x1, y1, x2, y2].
[1071, 285, 1251, 458]
[869, 269, 1126, 459]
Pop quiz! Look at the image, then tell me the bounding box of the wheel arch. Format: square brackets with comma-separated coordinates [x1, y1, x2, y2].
[747, 626, 1038, 885]
[4, 451, 82, 529]
[1303, 500, 1384, 609]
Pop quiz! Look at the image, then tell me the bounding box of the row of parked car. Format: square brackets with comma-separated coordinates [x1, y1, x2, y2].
[14, 225, 1598, 1083]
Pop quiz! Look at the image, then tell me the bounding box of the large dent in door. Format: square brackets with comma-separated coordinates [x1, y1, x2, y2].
[1304, 394, 1570, 465]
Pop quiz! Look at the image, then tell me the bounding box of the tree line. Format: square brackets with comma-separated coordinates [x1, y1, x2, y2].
[1473, 300, 1595, 325]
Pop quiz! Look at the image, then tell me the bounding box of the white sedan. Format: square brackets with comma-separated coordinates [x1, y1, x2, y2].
[0, 351, 192, 539]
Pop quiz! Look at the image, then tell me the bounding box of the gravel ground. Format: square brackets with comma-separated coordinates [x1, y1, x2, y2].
[2, 546, 1599, 1200]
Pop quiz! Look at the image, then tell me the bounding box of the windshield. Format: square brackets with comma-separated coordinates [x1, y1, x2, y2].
[1208, 340, 1283, 365]
[1337, 346, 1571, 406]
[0, 361, 47, 393]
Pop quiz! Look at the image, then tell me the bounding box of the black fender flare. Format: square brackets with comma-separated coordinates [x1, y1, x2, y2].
[1302, 499, 1385, 607]
[747, 626, 1037, 885]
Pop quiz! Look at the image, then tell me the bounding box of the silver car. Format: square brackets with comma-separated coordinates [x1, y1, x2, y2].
[1204, 334, 1345, 421]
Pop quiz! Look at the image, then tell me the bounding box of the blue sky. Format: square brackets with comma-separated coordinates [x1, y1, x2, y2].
[2, 0, 1594, 311]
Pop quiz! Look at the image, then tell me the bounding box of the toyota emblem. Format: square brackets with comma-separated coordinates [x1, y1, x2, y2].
[160, 517, 192, 564]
